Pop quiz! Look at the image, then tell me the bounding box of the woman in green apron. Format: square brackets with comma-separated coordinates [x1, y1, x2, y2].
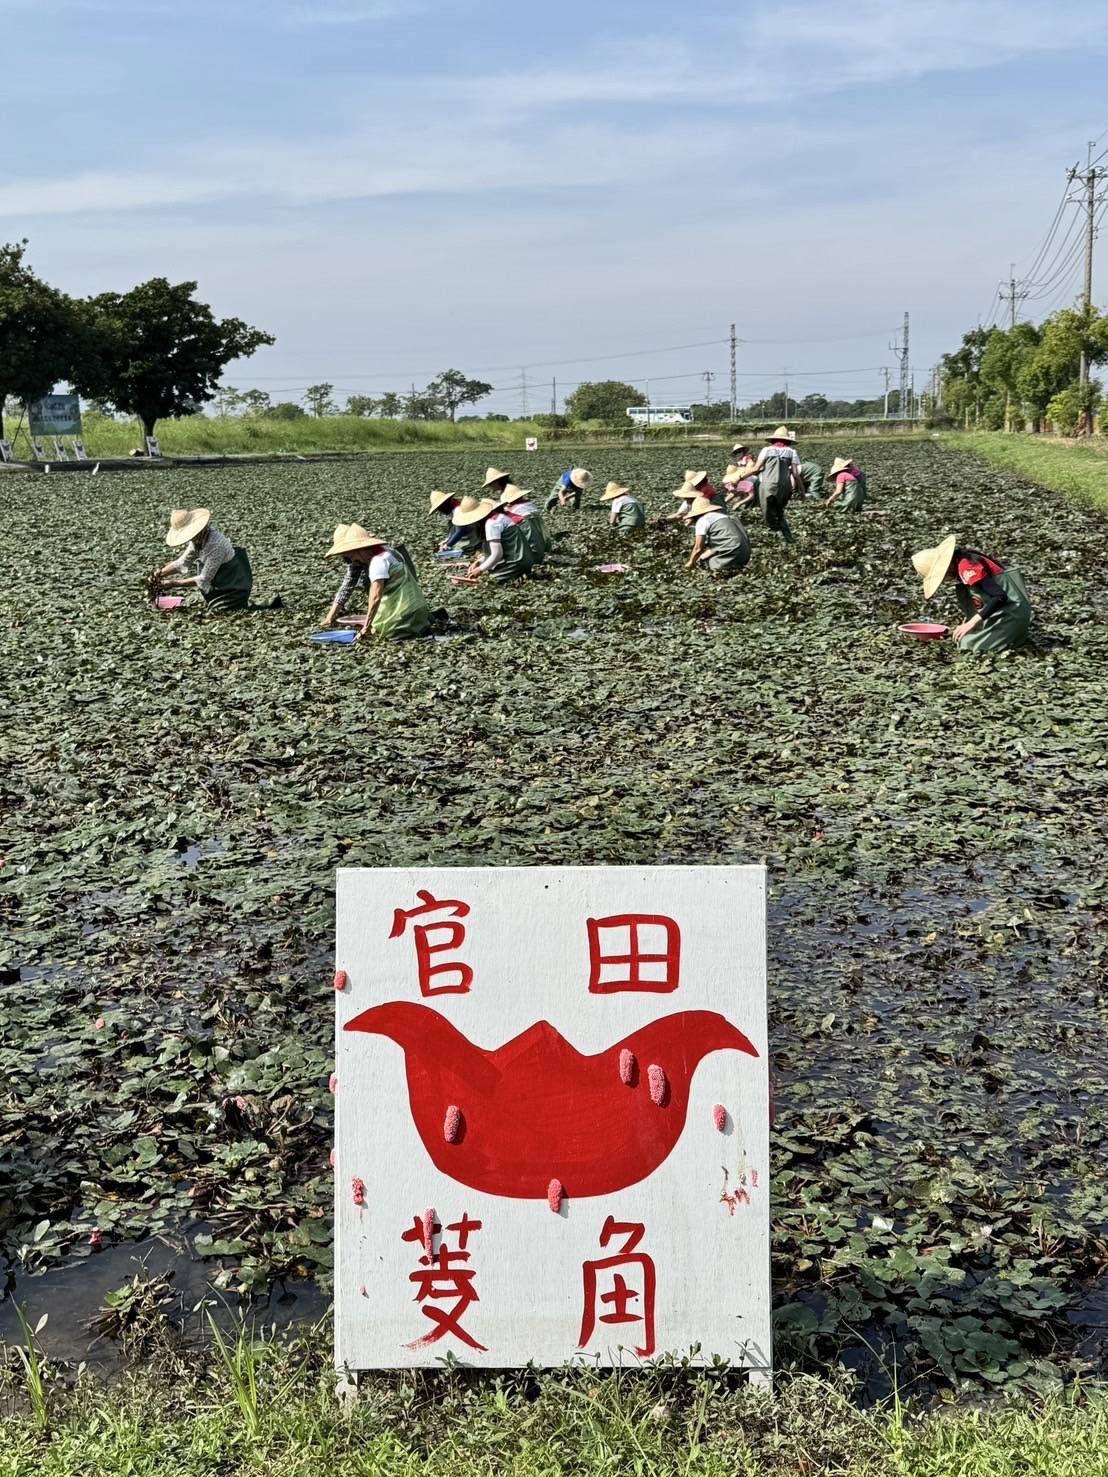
[457, 498, 535, 582]
[684, 495, 751, 578]
[601, 480, 646, 533]
[497, 485, 550, 564]
[159, 508, 254, 611]
[912, 535, 1032, 654]
[323, 524, 431, 640]
[825, 457, 866, 511]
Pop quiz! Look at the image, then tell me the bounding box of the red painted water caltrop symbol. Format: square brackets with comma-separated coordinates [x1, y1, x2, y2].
[586, 915, 681, 994]
[390, 890, 474, 997]
[579, 1216, 657, 1358]
[401, 1211, 486, 1351]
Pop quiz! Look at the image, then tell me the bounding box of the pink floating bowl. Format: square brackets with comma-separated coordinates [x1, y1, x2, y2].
[155, 595, 185, 610]
[595, 563, 630, 574]
[339, 615, 367, 627]
[899, 622, 948, 640]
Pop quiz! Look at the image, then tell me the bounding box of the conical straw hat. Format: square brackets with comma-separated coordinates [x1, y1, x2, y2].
[483, 466, 510, 487]
[828, 456, 853, 476]
[429, 489, 457, 512]
[568, 467, 592, 489]
[493, 483, 529, 507]
[912, 535, 957, 599]
[765, 425, 796, 442]
[731, 442, 750, 454]
[686, 470, 708, 488]
[671, 486, 695, 498]
[689, 495, 721, 517]
[601, 481, 630, 500]
[165, 507, 210, 547]
[325, 523, 386, 557]
[454, 497, 499, 527]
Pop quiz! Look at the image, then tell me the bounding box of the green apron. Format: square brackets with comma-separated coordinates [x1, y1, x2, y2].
[757, 485, 794, 544]
[516, 512, 549, 564]
[545, 484, 582, 511]
[800, 461, 824, 500]
[702, 514, 751, 576]
[614, 496, 646, 534]
[837, 470, 866, 511]
[954, 568, 1032, 655]
[371, 556, 432, 640]
[202, 547, 253, 611]
[488, 519, 534, 581]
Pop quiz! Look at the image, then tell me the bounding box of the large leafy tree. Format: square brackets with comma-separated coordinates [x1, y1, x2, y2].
[304, 383, 336, 417]
[0, 240, 91, 441]
[427, 368, 494, 422]
[564, 380, 640, 422]
[75, 279, 273, 437]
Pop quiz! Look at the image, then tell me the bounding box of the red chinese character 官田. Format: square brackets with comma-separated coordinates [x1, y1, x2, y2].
[402, 1212, 486, 1351]
[390, 889, 474, 996]
[586, 914, 680, 994]
[578, 1215, 656, 1357]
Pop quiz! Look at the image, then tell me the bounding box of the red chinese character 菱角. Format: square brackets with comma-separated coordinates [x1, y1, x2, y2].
[578, 1215, 657, 1357]
[586, 914, 680, 994]
[390, 889, 474, 996]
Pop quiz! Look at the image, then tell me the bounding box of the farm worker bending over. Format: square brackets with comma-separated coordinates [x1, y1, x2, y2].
[545, 467, 592, 511]
[684, 495, 751, 578]
[662, 471, 722, 523]
[323, 524, 431, 640]
[457, 498, 535, 582]
[911, 535, 1032, 654]
[825, 457, 866, 511]
[497, 484, 550, 565]
[158, 508, 256, 611]
[748, 427, 800, 544]
[601, 480, 646, 533]
[799, 461, 825, 501]
[429, 490, 480, 554]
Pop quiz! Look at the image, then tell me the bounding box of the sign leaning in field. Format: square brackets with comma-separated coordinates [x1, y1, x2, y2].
[334, 866, 769, 1373]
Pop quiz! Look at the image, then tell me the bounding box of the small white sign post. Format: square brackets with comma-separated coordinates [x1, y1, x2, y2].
[524, 436, 539, 452]
[334, 866, 770, 1380]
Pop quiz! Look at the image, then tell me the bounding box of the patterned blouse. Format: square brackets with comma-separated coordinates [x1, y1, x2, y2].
[166, 527, 235, 595]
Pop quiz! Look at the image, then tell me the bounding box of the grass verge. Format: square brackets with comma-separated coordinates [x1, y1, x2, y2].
[1, 1329, 1106, 1477]
[947, 432, 1108, 514]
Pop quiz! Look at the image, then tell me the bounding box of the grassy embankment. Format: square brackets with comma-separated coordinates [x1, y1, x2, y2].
[1, 1333, 1106, 1477]
[948, 432, 1108, 514]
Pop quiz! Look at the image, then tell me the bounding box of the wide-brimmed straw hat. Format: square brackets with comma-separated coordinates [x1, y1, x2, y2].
[731, 442, 750, 454]
[493, 483, 529, 507]
[685, 470, 709, 489]
[912, 534, 957, 599]
[326, 523, 386, 558]
[165, 507, 211, 547]
[454, 497, 499, 528]
[568, 467, 592, 489]
[601, 481, 630, 501]
[828, 456, 854, 476]
[689, 495, 720, 517]
[483, 466, 510, 487]
[765, 425, 796, 442]
[671, 485, 695, 499]
[429, 489, 457, 513]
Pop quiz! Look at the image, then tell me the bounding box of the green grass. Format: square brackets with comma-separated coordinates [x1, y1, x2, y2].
[947, 432, 1108, 514]
[5, 413, 553, 459]
[1, 1332, 1105, 1477]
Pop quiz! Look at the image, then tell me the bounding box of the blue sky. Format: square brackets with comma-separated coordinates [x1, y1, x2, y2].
[3, 0, 1107, 414]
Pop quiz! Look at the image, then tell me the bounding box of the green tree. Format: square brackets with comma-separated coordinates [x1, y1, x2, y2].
[345, 394, 378, 417]
[0, 240, 91, 441]
[75, 279, 273, 438]
[980, 323, 1040, 429]
[238, 389, 271, 416]
[564, 380, 640, 422]
[403, 387, 444, 421]
[270, 400, 306, 420]
[376, 391, 402, 418]
[426, 369, 494, 422]
[304, 383, 336, 417]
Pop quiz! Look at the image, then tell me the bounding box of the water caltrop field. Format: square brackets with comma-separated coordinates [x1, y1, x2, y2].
[0, 439, 1105, 1391]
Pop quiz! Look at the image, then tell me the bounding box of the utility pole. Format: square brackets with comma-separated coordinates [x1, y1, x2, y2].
[782, 368, 789, 419]
[551, 377, 557, 416]
[1067, 145, 1103, 427]
[888, 313, 910, 419]
[729, 322, 737, 422]
[703, 369, 715, 406]
[520, 368, 529, 419]
[882, 368, 891, 420]
[999, 263, 1029, 329]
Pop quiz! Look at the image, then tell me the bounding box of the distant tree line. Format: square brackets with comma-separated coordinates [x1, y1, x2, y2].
[213, 371, 495, 423]
[0, 239, 272, 440]
[940, 303, 1108, 434]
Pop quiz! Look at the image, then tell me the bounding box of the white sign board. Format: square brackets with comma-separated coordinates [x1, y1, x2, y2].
[524, 436, 539, 452]
[28, 394, 82, 437]
[145, 436, 161, 458]
[334, 866, 769, 1375]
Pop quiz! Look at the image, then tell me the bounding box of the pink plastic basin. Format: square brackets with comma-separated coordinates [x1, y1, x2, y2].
[595, 563, 630, 574]
[155, 595, 185, 610]
[899, 622, 948, 640]
[339, 615, 367, 627]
